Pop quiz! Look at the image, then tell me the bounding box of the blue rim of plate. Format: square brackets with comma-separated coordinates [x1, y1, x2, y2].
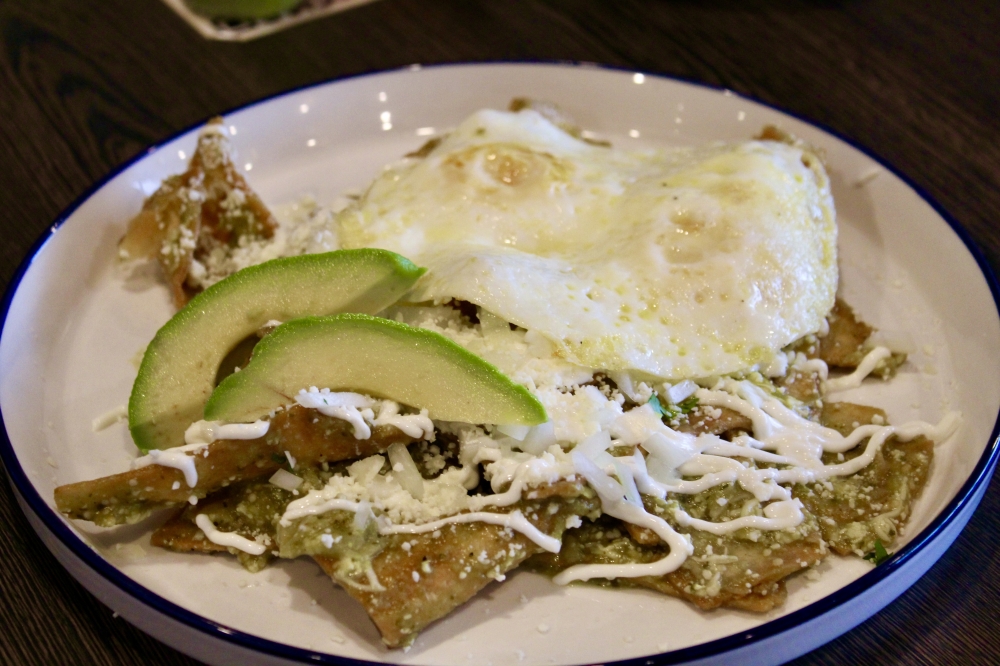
[1, 61, 998, 666]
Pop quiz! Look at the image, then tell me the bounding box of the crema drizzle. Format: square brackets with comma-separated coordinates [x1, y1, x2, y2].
[133, 420, 269, 488]
[277, 384, 961, 584]
[131, 442, 208, 488]
[195, 514, 268, 555]
[295, 388, 434, 440]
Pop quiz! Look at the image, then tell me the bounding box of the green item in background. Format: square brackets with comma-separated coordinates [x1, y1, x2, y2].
[186, 0, 302, 20]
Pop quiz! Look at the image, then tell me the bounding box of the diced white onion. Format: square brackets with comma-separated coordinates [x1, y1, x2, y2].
[571, 451, 626, 504]
[574, 430, 611, 461]
[612, 459, 643, 507]
[665, 380, 698, 405]
[519, 421, 556, 456]
[387, 442, 425, 500]
[269, 468, 303, 491]
[641, 432, 697, 483]
[497, 424, 531, 441]
[608, 371, 637, 401]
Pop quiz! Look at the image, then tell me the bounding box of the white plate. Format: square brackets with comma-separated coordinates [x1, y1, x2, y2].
[2, 63, 999, 666]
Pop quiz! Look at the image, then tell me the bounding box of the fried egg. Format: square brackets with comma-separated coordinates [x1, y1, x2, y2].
[337, 108, 837, 379]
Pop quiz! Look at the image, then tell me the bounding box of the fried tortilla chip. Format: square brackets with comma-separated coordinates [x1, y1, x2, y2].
[787, 299, 906, 376]
[55, 406, 415, 526]
[529, 485, 826, 614]
[794, 402, 933, 556]
[150, 475, 300, 571]
[118, 119, 278, 307]
[294, 481, 599, 648]
[678, 406, 753, 437]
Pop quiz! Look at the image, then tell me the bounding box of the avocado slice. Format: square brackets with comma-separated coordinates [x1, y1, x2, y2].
[129, 250, 424, 451]
[204, 314, 547, 427]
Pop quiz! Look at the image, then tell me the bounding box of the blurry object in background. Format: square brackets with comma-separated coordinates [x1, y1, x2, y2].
[162, 0, 382, 41]
[186, 0, 302, 20]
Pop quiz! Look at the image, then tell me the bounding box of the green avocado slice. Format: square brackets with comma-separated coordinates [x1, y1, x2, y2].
[204, 314, 548, 427]
[129, 250, 425, 451]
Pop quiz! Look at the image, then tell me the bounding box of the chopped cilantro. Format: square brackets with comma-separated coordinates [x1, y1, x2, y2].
[677, 395, 699, 413]
[271, 453, 288, 464]
[649, 393, 699, 422]
[647, 394, 667, 417]
[863, 539, 891, 565]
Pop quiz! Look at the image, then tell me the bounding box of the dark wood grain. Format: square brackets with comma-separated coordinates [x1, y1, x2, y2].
[1, 0, 998, 664]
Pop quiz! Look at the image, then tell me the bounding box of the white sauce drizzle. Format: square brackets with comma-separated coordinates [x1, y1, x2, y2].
[381, 510, 560, 553]
[184, 419, 269, 445]
[275, 376, 961, 585]
[791, 352, 829, 380]
[825, 346, 892, 392]
[279, 494, 560, 553]
[91, 404, 128, 432]
[131, 442, 208, 488]
[371, 402, 434, 440]
[195, 514, 267, 555]
[551, 451, 692, 583]
[295, 388, 434, 440]
[281, 497, 361, 525]
[134, 420, 269, 487]
[296, 389, 374, 438]
[673, 498, 804, 535]
[550, 380, 959, 583]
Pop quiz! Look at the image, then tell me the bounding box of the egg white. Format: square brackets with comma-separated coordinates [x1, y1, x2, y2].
[337, 108, 837, 380]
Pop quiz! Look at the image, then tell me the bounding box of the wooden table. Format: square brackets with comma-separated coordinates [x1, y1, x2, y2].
[1, 1, 998, 664]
